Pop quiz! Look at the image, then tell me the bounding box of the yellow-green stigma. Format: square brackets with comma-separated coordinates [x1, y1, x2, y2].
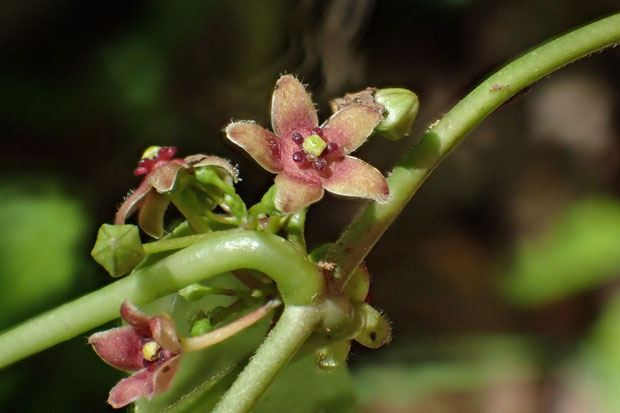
[142, 341, 160, 361]
[141, 146, 162, 160]
[302, 135, 327, 157]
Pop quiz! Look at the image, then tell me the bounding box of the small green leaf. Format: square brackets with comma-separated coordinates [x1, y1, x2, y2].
[91, 224, 145, 277]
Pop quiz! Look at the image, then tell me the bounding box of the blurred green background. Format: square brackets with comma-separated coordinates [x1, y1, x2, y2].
[1, 0, 619, 411]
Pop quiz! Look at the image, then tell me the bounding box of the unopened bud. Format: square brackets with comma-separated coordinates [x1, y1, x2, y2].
[91, 224, 145, 277]
[190, 318, 213, 337]
[375, 88, 419, 140]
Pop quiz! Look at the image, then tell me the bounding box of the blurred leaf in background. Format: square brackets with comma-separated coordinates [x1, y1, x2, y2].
[501, 197, 620, 306]
[0, 177, 89, 329]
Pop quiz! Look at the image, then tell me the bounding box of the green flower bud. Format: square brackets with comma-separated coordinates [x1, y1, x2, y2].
[375, 88, 419, 140]
[316, 340, 351, 371]
[178, 283, 212, 301]
[91, 224, 145, 277]
[354, 303, 392, 349]
[190, 318, 213, 336]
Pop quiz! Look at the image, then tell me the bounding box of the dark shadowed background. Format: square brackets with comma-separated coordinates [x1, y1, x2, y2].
[1, 1, 619, 411]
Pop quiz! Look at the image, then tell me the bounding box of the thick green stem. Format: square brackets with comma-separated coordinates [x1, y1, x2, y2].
[212, 305, 321, 413]
[0, 231, 323, 369]
[331, 13, 620, 289]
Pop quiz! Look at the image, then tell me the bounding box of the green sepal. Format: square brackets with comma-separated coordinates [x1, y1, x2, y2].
[90, 224, 145, 277]
[308, 243, 334, 263]
[248, 185, 283, 223]
[343, 264, 370, 303]
[316, 339, 351, 371]
[375, 88, 419, 140]
[285, 208, 307, 251]
[353, 303, 392, 349]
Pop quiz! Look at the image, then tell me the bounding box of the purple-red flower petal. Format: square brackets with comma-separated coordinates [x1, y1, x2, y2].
[322, 156, 390, 202]
[115, 181, 151, 226]
[148, 161, 184, 193]
[120, 301, 151, 331]
[274, 173, 324, 213]
[108, 366, 153, 408]
[271, 75, 318, 140]
[138, 190, 170, 239]
[150, 314, 182, 354]
[226, 122, 283, 173]
[148, 355, 182, 399]
[107, 354, 182, 408]
[89, 326, 147, 371]
[184, 154, 239, 185]
[322, 105, 383, 154]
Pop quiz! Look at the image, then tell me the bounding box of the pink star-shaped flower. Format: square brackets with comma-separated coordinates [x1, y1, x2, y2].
[225, 75, 390, 213]
[88, 301, 183, 408]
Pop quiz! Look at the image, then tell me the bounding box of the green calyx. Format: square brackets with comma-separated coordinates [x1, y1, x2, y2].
[375, 88, 419, 140]
[302, 135, 327, 156]
[91, 224, 145, 277]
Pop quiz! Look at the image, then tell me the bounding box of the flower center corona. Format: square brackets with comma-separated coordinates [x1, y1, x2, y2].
[142, 341, 160, 362]
[290, 128, 339, 170]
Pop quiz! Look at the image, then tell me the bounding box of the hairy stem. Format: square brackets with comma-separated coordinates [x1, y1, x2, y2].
[330, 12, 620, 289]
[212, 305, 321, 413]
[0, 231, 323, 369]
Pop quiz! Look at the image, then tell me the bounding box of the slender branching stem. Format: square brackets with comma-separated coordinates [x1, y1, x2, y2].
[212, 305, 322, 413]
[330, 12, 620, 291]
[182, 299, 282, 353]
[0, 231, 323, 368]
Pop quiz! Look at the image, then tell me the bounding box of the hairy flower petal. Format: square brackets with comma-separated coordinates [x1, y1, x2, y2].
[108, 368, 153, 408]
[322, 156, 390, 202]
[322, 105, 383, 154]
[184, 154, 239, 184]
[115, 181, 151, 225]
[148, 162, 184, 193]
[137, 190, 170, 239]
[271, 75, 318, 140]
[226, 122, 283, 173]
[150, 314, 182, 354]
[274, 173, 324, 213]
[120, 301, 151, 331]
[107, 354, 181, 408]
[89, 326, 146, 371]
[149, 355, 182, 398]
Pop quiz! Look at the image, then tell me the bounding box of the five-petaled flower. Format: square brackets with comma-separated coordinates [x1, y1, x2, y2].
[115, 146, 237, 238]
[225, 75, 390, 213]
[88, 301, 182, 408]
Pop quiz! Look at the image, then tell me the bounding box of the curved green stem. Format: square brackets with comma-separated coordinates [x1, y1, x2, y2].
[212, 305, 321, 413]
[331, 12, 620, 289]
[0, 230, 323, 369]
